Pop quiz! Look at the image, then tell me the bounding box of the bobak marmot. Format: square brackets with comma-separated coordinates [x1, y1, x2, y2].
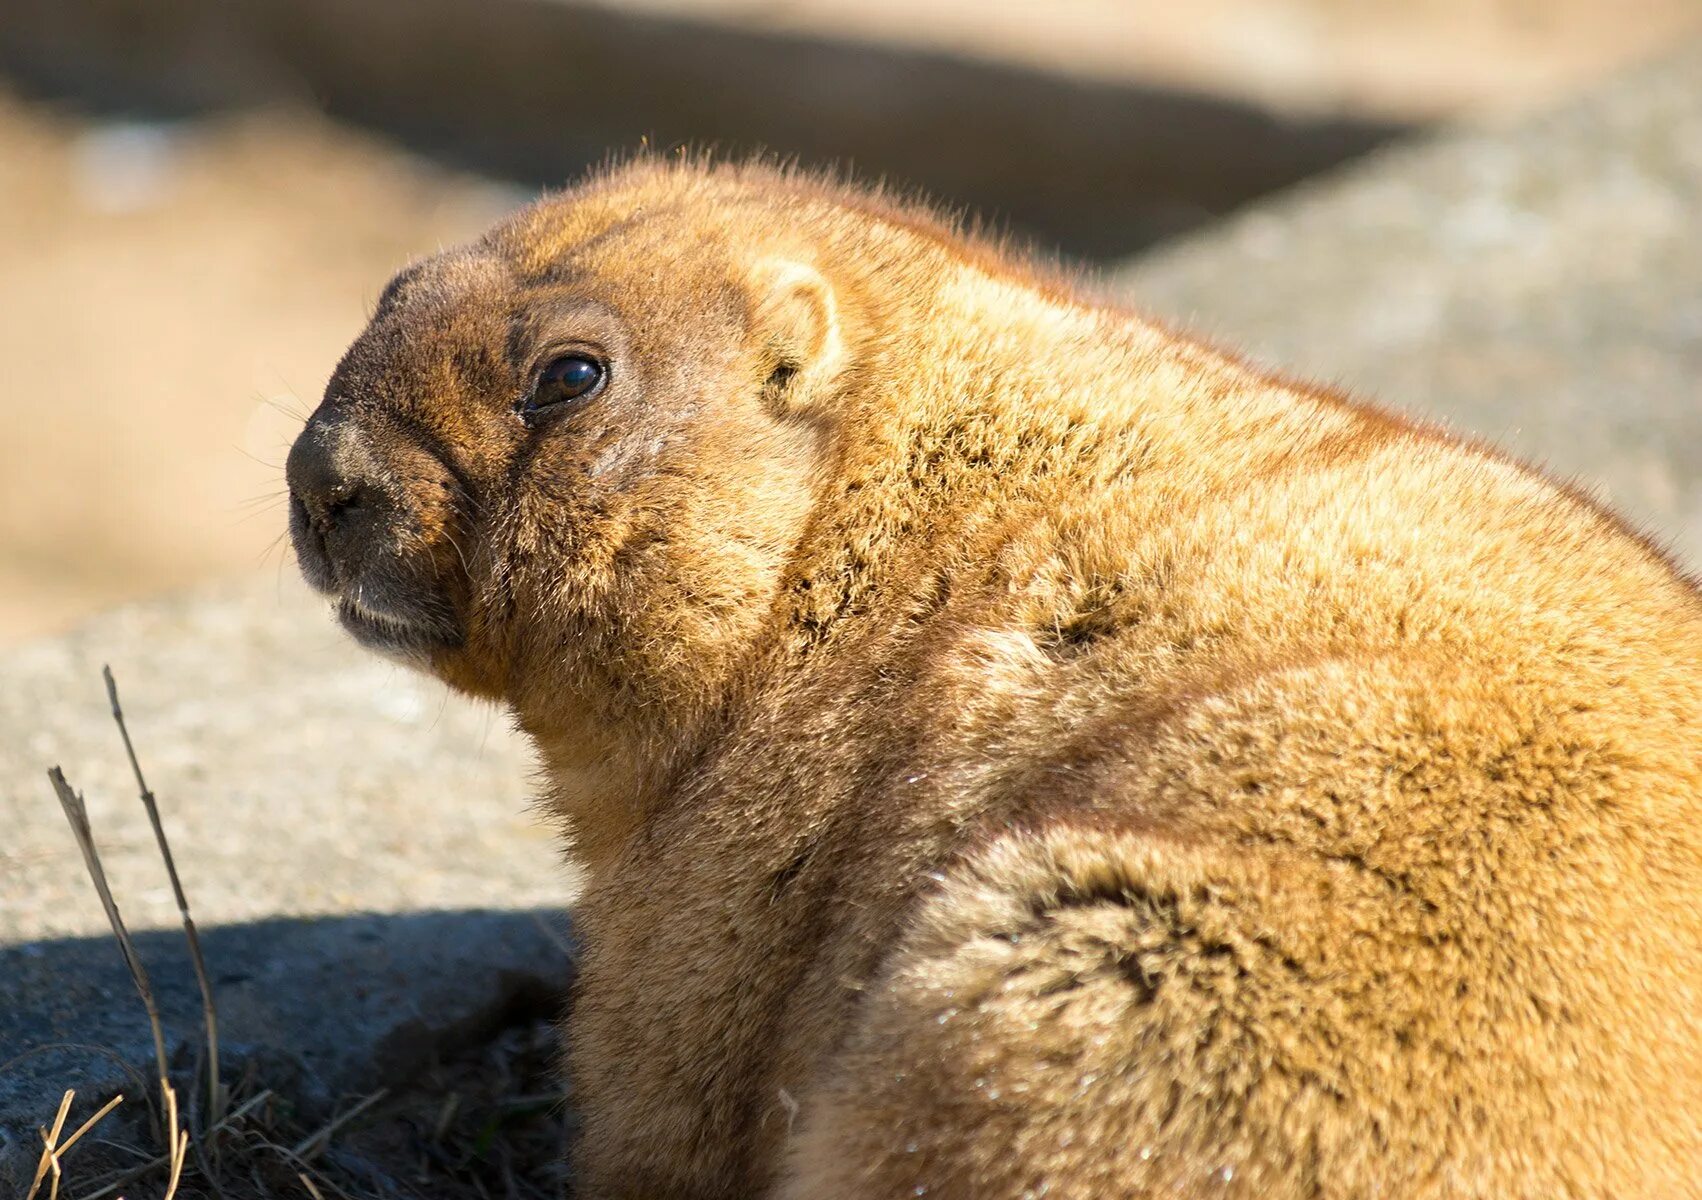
[285, 160, 1702, 1199]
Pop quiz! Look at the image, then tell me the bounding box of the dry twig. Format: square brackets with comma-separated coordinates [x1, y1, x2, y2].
[105, 665, 225, 1126]
[74, 1088, 275, 1200]
[161, 1079, 191, 1200]
[291, 1090, 390, 1164]
[46, 669, 569, 1198]
[27, 1092, 124, 1200]
[48, 768, 171, 1091]
[24, 1089, 72, 1200]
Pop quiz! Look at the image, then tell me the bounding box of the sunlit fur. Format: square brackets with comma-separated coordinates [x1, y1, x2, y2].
[292, 159, 1702, 1199]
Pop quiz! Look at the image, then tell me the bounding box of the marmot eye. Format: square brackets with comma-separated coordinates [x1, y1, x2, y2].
[525, 354, 606, 416]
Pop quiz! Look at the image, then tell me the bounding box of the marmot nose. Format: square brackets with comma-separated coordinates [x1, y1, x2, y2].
[286, 413, 369, 532]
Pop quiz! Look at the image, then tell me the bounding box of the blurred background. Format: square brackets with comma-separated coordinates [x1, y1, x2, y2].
[2, 0, 1700, 644]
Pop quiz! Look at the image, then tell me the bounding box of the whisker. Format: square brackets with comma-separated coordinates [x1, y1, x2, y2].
[234, 445, 286, 471]
[257, 529, 292, 567]
[443, 528, 475, 579]
[253, 373, 314, 424]
[260, 394, 311, 423]
[237, 505, 291, 528]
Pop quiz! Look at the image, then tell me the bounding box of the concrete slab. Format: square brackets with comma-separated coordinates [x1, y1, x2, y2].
[0, 577, 571, 1189]
[1116, 45, 1702, 574]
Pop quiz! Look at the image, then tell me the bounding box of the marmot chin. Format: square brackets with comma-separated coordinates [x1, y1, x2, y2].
[286, 160, 1702, 1199]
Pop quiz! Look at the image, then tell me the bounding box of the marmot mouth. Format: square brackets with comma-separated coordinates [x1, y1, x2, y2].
[335, 595, 464, 659]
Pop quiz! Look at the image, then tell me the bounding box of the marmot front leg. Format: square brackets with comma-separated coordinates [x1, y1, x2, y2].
[777, 819, 1604, 1200]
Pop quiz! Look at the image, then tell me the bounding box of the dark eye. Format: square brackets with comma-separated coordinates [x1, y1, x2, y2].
[525, 354, 606, 416]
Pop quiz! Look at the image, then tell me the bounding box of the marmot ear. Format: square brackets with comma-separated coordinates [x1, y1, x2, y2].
[750, 259, 844, 416]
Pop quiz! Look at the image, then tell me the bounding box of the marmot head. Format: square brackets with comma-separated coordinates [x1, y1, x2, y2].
[286, 163, 874, 742]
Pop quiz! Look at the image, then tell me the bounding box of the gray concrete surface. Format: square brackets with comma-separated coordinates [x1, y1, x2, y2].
[0, 577, 570, 1188]
[1116, 43, 1702, 574]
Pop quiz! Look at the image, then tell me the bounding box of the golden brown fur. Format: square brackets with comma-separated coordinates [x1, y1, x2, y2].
[285, 160, 1702, 1199]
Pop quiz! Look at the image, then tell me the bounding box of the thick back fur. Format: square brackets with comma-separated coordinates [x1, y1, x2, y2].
[287, 159, 1702, 1199]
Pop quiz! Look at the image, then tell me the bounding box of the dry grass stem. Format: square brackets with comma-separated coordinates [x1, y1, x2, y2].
[432, 1094, 461, 1142]
[24, 1089, 73, 1200]
[237, 1136, 338, 1199]
[75, 1089, 275, 1200]
[52, 1094, 125, 1161]
[162, 1079, 190, 1200]
[52, 1096, 124, 1171]
[45, 670, 569, 1197]
[28, 1091, 123, 1200]
[104, 665, 225, 1126]
[528, 913, 576, 964]
[48, 768, 171, 1093]
[289, 1090, 390, 1164]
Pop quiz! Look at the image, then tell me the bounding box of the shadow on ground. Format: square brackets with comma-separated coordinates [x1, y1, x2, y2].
[0, 0, 1408, 258]
[0, 908, 574, 1192]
